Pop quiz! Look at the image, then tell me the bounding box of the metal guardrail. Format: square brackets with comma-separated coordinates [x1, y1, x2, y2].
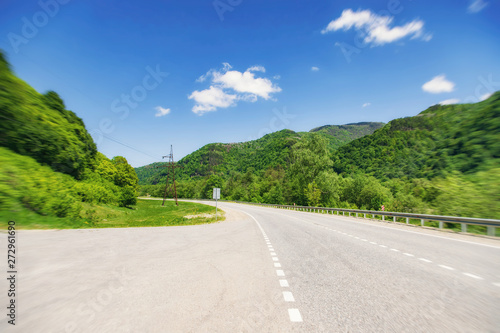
[222, 201, 500, 236]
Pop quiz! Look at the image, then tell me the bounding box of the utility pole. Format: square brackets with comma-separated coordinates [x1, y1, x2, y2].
[161, 145, 183, 206]
[147, 145, 183, 206]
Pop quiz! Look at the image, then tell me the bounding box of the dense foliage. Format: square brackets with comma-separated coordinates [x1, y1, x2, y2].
[136, 122, 384, 184]
[0, 51, 139, 221]
[139, 94, 500, 219]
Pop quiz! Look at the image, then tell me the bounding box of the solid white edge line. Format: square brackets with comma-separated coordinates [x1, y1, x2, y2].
[288, 309, 303, 322]
[439, 265, 455, 271]
[463, 272, 483, 280]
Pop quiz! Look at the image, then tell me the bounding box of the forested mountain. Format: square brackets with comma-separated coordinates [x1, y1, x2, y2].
[0, 51, 139, 220]
[333, 96, 500, 180]
[310, 122, 385, 150]
[136, 122, 384, 184]
[138, 94, 500, 219]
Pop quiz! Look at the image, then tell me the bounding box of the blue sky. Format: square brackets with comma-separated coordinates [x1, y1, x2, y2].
[1, 0, 499, 167]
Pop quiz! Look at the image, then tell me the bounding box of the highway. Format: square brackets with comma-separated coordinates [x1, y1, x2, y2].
[1, 201, 499, 332]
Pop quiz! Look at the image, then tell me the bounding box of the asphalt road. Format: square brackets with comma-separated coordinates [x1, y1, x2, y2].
[1, 201, 499, 332]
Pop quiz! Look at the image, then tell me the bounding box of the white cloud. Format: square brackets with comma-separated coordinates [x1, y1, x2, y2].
[273, 75, 281, 80]
[468, 0, 488, 13]
[439, 98, 460, 105]
[154, 106, 171, 117]
[189, 86, 238, 115]
[321, 9, 430, 46]
[311, 66, 319, 72]
[189, 63, 281, 114]
[362, 102, 371, 108]
[422, 75, 455, 94]
[480, 92, 493, 101]
[247, 65, 266, 73]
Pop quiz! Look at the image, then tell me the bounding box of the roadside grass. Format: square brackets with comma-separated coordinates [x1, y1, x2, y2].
[0, 199, 224, 230]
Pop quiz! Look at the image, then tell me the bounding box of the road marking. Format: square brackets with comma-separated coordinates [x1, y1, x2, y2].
[370, 242, 377, 245]
[493, 282, 500, 287]
[273, 210, 500, 249]
[241, 210, 303, 324]
[439, 265, 455, 271]
[403, 253, 414, 257]
[390, 248, 399, 252]
[354, 236, 360, 239]
[463, 272, 483, 280]
[379, 245, 387, 248]
[361, 239, 367, 242]
[288, 309, 303, 322]
[419, 258, 432, 263]
[283, 291, 295, 302]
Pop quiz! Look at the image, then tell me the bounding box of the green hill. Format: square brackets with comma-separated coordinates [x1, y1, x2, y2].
[136, 122, 384, 185]
[332, 94, 500, 180]
[0, 51, 139, 226]
[310, 122, 385, 150]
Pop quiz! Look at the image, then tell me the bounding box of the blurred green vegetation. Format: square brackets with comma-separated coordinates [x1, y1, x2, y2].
[0, 51, 140, 227]
[138, 93, 500, 220]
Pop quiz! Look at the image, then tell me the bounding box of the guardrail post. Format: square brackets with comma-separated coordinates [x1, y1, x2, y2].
[487, 226, 495, 236]
[393, 216, 396, 222]
[348, 212, 351, 217]
[337, 211, 339, 215]
[421, 219, 424, 226]
[406, 217, 409, 224]
[382, 215, 385, 221]
[364, 213, 366, 218]
[461, 223, 467, 233]
[343, 211, 345, 216]
[439, 221, 443, 229]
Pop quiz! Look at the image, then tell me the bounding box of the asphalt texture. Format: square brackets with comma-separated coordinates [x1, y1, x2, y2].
[1, 200, 499, 332]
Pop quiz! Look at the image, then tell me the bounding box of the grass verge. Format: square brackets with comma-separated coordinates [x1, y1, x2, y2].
[0, 199, 224, 230]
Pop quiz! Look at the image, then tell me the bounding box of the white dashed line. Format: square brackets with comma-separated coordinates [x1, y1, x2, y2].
[493, 282, 500, 287]
[463, 273, 483, 280]
[354, 236, 360, 239]
[288, 309, 303, 322]
[242, 211, 302, 324]
[439, 265, 455, 271]
[403, 253, 414, 257]
[379, 245, 387, 248]
[283, 291, 295, 302]
[370, 242, 377, 245]
[361, 239, 367, 242]
[418, 258, 432, 263]
[280, 279, 289, 287]
[390, 248, 399, 252]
